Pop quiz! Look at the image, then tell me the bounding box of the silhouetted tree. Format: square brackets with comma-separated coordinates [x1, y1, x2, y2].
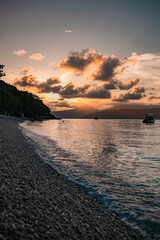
[0, 79, 51, 118]
[0, 65, 6, 78]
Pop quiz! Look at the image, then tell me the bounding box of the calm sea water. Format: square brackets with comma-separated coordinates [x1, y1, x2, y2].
[20, 119, 160, 238]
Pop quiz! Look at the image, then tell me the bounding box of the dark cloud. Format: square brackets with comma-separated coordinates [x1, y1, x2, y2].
[57, 83, 111, 99]
[14, 58, 142, 102]
[48, 100, 74, 109]
[51, 85, 62, 93]
[38, 80, 112, 99]
[86, 89, 111, 99]
[57, 49, 95, 74]
[15, 75, 61, 93]
[20, 67, 33, 76]
[113, 87, 146, 102]
[46, 78, 61, 85]
[57, 49, 125, 82]
[103, 82, 117, 90]
[58, 83, 89, 98]
[86, 85, 111, 99]
[118, 78, 140, 90]
[14, 74, 112, 99]
[103, 78, 141, 91]
[37, 78, 61, 93]
[91, 56, 123, 81]
[14, 75, 38, 87]
[148, 95, 160, 100]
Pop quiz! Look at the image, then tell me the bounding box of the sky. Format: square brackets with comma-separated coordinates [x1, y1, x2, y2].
[1, 0, 160, 110]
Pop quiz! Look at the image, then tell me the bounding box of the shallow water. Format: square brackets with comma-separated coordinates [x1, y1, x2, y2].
[20, 119, 160, 238]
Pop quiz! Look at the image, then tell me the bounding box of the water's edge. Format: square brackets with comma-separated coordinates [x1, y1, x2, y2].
[19, 123, 150, 239]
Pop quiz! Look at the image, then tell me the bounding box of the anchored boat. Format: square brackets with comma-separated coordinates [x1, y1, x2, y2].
[94, 109, 99, 120]
[143, 113, 155, 124]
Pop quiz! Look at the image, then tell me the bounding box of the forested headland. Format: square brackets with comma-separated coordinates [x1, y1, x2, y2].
[0, 79, 55, 119]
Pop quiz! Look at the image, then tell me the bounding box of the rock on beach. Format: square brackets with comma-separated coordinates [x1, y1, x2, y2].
[0, 117, 144, 240]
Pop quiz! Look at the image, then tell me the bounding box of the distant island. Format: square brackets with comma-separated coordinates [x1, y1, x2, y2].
[84, 108, 160, 119]
[0, 79, 56, 120]
[54, 105, 160, 119]
[53, 105, 96, 119]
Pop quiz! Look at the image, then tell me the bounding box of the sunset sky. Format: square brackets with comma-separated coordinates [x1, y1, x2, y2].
[1, 0, 160, 110]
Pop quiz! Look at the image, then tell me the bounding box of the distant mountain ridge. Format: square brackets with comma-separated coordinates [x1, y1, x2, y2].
[53, 105, 96, 118]
[84, 108, 160, 119]
[53, 106, 160, 119]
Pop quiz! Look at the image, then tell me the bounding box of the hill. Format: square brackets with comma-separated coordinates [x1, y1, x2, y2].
[84, 108, 160, 119]
[0, 79, 56, 119]
[53, 105, 96, 118]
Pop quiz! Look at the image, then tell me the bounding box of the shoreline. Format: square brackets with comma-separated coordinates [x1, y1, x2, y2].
[0, 118, 145, 239]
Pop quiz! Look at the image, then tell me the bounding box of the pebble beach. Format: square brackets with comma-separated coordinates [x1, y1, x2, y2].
[0, 117, 145, 240]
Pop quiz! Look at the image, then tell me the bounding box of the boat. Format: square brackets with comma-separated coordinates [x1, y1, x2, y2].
[143, 113, 155, 124]
[94, 109, 99, 120]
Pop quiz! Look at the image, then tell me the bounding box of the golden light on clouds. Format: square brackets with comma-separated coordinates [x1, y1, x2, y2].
[11, 49, 160, 111]
[64, 30, 73, 33]
[29, 53, 45, 60]
[13, 49, 27, 56]
[21, 67, 33, 75]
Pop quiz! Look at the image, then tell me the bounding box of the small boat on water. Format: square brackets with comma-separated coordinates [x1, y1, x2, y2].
[143, 113, 155, 124]
[94, 109, 99, 120]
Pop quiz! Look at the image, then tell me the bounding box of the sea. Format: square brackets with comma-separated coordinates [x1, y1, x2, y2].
[20, 119, 160, 239]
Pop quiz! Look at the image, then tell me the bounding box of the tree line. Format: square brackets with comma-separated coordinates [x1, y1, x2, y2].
[0, 79, 51, 118]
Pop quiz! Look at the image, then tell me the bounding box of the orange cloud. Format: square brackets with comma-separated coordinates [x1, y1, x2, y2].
[113, 87, 146, 102]
[29, 53, 45, 60]
[130, 52, 138, 64]
[48, 100, 75, 110]
[14, 75, 61, 89]
[57, 49, 136, 82]
[21, 67, 33, 75]
[117, 78, 141, 90]
[91, 55, 125, 82]
[148, 95, 160, 100]
[13, 49, 27, 56]
[15, 75, 38, 87]
[57, 50, 93, 74]
[64, 30, 73, 33]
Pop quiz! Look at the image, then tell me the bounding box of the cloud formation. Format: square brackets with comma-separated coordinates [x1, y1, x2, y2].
[29, 53, 45, 60]
[57, 49, 136, 82]
[129, 52, 138, 65]
[57, 49, 94, 74]
[91, 56, 123, 81]
[21, 67, 33, 75]
[15, 74, 113, 100]
[14, 49, 149, 108]
[15, 72, 142, 102]
[47, 100, 75, 110]
[37, 78, 61, 93]
[64, 30, 73, 33]
[13, 49, 27, 56]
[113, 87, 146, 102]
[148, 95, 160, 100]
[118, 78, 140, 90]
[58, 83, 90, 98]
[85, 87, 111, 99]
[103, 83, 117, 90]
[15, 75, 37, 87]
[14, 75, 61, 90]
[38, 81, 112, 99]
